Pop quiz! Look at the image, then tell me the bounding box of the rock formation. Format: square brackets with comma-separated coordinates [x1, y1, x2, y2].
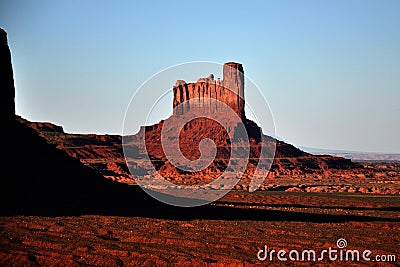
[173, 62, 245, 119]
[0, 28, 180, 215]
[129, 62, 358, 183]
[0, 28, 15, 124]
[2, 25, 362, 202]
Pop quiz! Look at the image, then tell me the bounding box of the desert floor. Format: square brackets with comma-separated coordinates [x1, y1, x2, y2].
[1, 191, 399, 266]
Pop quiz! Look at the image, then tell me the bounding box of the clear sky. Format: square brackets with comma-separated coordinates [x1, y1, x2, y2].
[1, 0, 399, 153]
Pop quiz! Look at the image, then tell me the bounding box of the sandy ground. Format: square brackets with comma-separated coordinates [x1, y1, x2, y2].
[1, 191, 399, 266]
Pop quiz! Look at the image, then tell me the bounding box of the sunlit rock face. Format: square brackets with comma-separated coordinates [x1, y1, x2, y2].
[173, 62, 245, 119]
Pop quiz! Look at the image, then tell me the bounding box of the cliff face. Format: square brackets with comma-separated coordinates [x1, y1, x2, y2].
[1, 28, 173, 216]
[173, 62, 245, 119]
[0, 28, 15, 124]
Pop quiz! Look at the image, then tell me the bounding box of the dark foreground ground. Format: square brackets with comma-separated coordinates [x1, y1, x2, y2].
[1, 191, 399, 266]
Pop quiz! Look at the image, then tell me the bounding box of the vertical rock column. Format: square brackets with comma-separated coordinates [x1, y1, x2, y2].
[0, 28, 15, 124]
[222, 62, 245, 119]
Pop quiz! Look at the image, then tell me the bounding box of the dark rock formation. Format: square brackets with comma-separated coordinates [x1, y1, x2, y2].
[0, 28, 15, 124]
[0, 28, 189, 216]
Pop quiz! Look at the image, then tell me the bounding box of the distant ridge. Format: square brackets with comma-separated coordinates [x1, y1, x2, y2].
[300, 146, 400, 161]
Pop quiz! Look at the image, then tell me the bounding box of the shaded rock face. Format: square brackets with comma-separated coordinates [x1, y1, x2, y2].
[0, 28, 15, 124]
[0, 28, 180, 216]
[173, 62, 245, 119]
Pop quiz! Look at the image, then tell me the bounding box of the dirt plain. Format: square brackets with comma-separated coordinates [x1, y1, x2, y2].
[1, 190, 399, 266]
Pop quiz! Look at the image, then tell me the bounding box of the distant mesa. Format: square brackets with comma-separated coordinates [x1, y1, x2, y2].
[128, 62, 358, 185]
[139, 62, 265, 182]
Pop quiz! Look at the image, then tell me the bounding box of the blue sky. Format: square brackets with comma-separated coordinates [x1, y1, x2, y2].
[1, 0, 399, 153]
